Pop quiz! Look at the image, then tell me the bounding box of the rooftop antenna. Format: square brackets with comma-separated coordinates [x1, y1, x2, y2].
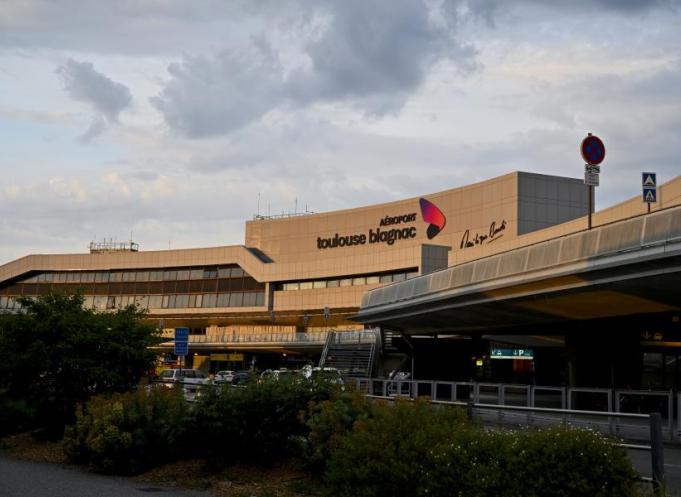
[257, 192, 261, 216]
[295, 197, 298, 214]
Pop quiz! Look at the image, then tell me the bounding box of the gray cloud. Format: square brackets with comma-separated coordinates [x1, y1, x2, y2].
[56, 58, 132, 140]
[57, 59, 132, 122]
[151, 0, 475, 138]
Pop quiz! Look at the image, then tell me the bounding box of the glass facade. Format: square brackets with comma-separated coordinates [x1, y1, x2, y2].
[278, 269, 419, 291]
[0, 265, 266, 311]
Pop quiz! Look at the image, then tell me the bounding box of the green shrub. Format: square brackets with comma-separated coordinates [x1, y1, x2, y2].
[304, 390, 375, 472]
[504, 427, 639, 497]
[324, 400, 640, 497]
[324, 399, 469, 497]
[193, 376, 340, 466]
[63, 386, 189, 474]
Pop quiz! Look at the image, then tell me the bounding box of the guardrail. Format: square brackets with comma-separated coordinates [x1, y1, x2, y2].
[352, 378, 677, 441]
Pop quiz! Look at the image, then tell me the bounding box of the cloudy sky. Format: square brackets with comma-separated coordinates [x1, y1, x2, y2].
[1, 0, 680, 264]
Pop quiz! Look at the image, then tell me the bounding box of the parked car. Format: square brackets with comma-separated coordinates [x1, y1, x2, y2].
[303, 366, 345, 388]
[157, 369, 211, 389]
[231, 370, 252, 385]
[259, 368, 301, 383]
[213, 370, 235, 384]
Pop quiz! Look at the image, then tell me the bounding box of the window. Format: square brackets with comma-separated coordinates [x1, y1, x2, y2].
[203, 267, 218, 279]
[95, 272, 109, 283]
[110, 272, 123, 282]
[137, 271, 150, 282]
[283, 283, 299, 291]
[175, 294, 189, 308]
[93, 296, 107, 310]
[366, 276, 380, 284]
[340, 278, 352, 287]
[255, 292, 265, 306]
[217, 293, 230, 307]
[57, 273, 67, 283]
[149, 271, 164, 281]
[379, 274, 393, 283]
[229, 292, 243, 307]
[194, 294, 203, 307]
[299, 281, 313, 290]
[406, 271, 419, 279]
[352, 277, 366, 286]
[313, 281, 327, 289]
[148, 295, 162, 309]
[107, 296, 116, 309]
[327, 279, 339, 288]
[392, 273, 406, 282]
[242, 292, 256, 306]
[162, 295, 170, 308]
[121, 271, 135, 282]
[203, 293, 217, 307]
[177, 269, 190, 280]
[67, 272, 79, 283]
[84, 272, 95, 283]
[218, 267, 232, 278]
[163, 270, 177, 281]
[231, 267, 245, 278]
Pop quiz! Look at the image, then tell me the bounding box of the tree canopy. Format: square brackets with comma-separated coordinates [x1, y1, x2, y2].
[0, 293, 162, 436]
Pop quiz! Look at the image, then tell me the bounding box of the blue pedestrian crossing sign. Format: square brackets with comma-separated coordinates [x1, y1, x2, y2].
[174, 327, 189, 356]
[642, 172, 657, 204]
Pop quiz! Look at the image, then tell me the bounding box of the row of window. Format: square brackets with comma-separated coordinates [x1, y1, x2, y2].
[0, 292, 266, 311]
[9, 277, 263, 297]
[279, 270, 418, 291]
[23, 266, 248, 284]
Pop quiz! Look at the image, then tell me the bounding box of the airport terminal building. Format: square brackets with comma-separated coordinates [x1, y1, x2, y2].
[2, 170, 681, 389]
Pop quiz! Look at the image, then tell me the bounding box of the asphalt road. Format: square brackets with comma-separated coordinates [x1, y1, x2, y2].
[0, 456, 209, 497]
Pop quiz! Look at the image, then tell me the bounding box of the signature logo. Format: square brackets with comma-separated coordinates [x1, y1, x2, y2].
[419, 198, 446, 240]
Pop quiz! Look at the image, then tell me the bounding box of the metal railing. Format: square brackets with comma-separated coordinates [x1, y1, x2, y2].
[353, 378, 678, 441]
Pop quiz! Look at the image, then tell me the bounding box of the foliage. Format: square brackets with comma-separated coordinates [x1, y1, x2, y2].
[192, 376, 342, 466]
[324, 399, 470, 497]
[323, 401, 639, 497]
[304, 390, 375, 472]
[0, 390, 35, 436]
[0, 293, 161, 436]
[63, 386, 190, 474]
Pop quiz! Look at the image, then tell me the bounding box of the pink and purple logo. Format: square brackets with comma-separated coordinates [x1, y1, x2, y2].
[419, 198, 446, 239]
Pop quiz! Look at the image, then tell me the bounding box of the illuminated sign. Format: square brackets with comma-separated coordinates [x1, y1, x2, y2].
[490, 348, 533, 360]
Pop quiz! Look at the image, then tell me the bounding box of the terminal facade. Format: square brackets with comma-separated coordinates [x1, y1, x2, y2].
[2, 170, 680, 390]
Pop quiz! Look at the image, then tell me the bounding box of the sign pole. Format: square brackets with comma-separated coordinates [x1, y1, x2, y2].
[587, 185, 594, 229]
[581, 133, 606, 230]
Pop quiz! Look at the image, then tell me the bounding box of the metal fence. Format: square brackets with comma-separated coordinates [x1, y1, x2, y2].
[352, 378, 678, 442]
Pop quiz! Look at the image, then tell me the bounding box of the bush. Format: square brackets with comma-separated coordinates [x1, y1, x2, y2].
[505, 427, 639, 497]
[324, 399, 470, 497]
[304, 390, 375, 472]
[0, 294, 161, 437]
[324, 399, 640, 497]
[63, 386, 189, 474]
[193, 376, 341, 466]
[427, 426, 639, 497]
[0, 391, 34, 436]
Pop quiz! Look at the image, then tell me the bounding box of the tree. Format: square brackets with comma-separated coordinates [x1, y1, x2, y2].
[0, 293, 162, 437]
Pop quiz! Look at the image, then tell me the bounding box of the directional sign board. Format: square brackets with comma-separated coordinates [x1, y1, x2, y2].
[642, 172, 657, 204]
[174, 327, 189, 356]
[490, 348, 534, 360]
